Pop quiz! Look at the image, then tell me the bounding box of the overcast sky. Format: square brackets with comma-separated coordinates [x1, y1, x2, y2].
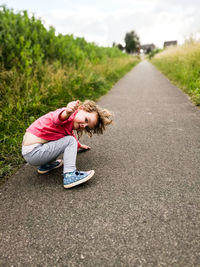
[1, 0, 200, 48]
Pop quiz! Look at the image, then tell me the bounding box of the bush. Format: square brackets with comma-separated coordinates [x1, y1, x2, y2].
[0, 5, 125, 71]
[148, 48, 164, 59]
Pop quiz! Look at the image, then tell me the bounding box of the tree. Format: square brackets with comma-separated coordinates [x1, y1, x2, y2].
[117, 43, 124, 51]
[124, 30, 140, 54]
[112, 42, 124, 51]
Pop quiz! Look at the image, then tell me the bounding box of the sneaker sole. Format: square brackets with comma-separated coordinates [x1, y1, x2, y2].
[64, 170, 95, 188]
[38, 160, 63, 174]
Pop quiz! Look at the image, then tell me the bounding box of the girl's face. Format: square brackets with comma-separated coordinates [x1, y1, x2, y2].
[73, 109, 98, 130]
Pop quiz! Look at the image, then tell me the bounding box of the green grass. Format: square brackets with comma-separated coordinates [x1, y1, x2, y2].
[151, 42, 200, 106]
[0, 56, 140, 182]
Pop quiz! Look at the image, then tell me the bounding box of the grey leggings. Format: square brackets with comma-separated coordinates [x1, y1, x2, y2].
[22, 136, 77, 174]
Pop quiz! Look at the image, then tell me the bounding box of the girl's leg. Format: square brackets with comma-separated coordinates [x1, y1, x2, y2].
[23, 135, 95, 188]
[23, 136, 77, 173]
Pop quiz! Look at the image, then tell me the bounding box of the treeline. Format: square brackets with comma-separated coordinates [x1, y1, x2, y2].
[0, 6, 140, 179]
[0, 5, 123, 71]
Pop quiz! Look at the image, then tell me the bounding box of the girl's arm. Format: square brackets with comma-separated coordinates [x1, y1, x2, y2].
[59, 109, 70, 121]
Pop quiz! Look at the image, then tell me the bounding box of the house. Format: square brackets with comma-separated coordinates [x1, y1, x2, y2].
[140, 44, 156, 54]
[163, 40, 177, 48]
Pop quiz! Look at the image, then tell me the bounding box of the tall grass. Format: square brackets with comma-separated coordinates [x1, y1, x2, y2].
[151, 42, 200, 105]
[0, 6, 140, 180]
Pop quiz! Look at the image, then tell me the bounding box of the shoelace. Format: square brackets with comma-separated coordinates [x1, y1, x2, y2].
[75, 171, 84, 176]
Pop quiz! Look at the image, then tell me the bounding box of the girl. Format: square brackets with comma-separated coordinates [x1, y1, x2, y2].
[22, 100, 112, 188]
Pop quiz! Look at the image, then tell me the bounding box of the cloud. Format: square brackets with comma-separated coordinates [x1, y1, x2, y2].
[5, 0, 200, 47]
[43, 7, 109, 45]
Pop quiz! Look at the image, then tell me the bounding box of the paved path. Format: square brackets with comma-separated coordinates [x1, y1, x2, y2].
[1, 61, 200, 266]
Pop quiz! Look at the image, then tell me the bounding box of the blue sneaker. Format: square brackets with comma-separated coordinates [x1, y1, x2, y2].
[38, 159, 63, 174]
[63, 170, 95, 188]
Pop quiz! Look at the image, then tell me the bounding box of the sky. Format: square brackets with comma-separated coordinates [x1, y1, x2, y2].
[1, 0, 200, 48]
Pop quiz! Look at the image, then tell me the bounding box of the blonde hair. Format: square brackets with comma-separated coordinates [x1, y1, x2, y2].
[77, 100, 113, 138]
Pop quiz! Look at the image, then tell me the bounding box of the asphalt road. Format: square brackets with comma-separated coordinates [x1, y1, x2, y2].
[1, 61, 200, 266]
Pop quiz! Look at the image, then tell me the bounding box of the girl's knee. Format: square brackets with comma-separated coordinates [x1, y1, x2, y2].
[63, 136, 78, 147]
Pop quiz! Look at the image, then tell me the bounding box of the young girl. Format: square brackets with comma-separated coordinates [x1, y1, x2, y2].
[22, 100, 112, 188]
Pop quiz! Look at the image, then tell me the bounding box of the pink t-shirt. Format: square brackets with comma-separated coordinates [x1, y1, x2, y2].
[26, 108, 81, 148]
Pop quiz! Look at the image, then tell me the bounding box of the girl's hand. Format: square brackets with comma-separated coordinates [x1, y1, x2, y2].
[59, 100, 80, 121]
[80, 144, 91, 150]
[66, 100, 80, 114]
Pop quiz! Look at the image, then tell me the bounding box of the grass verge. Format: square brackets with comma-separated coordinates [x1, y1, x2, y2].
[151, 42, 200, 106]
